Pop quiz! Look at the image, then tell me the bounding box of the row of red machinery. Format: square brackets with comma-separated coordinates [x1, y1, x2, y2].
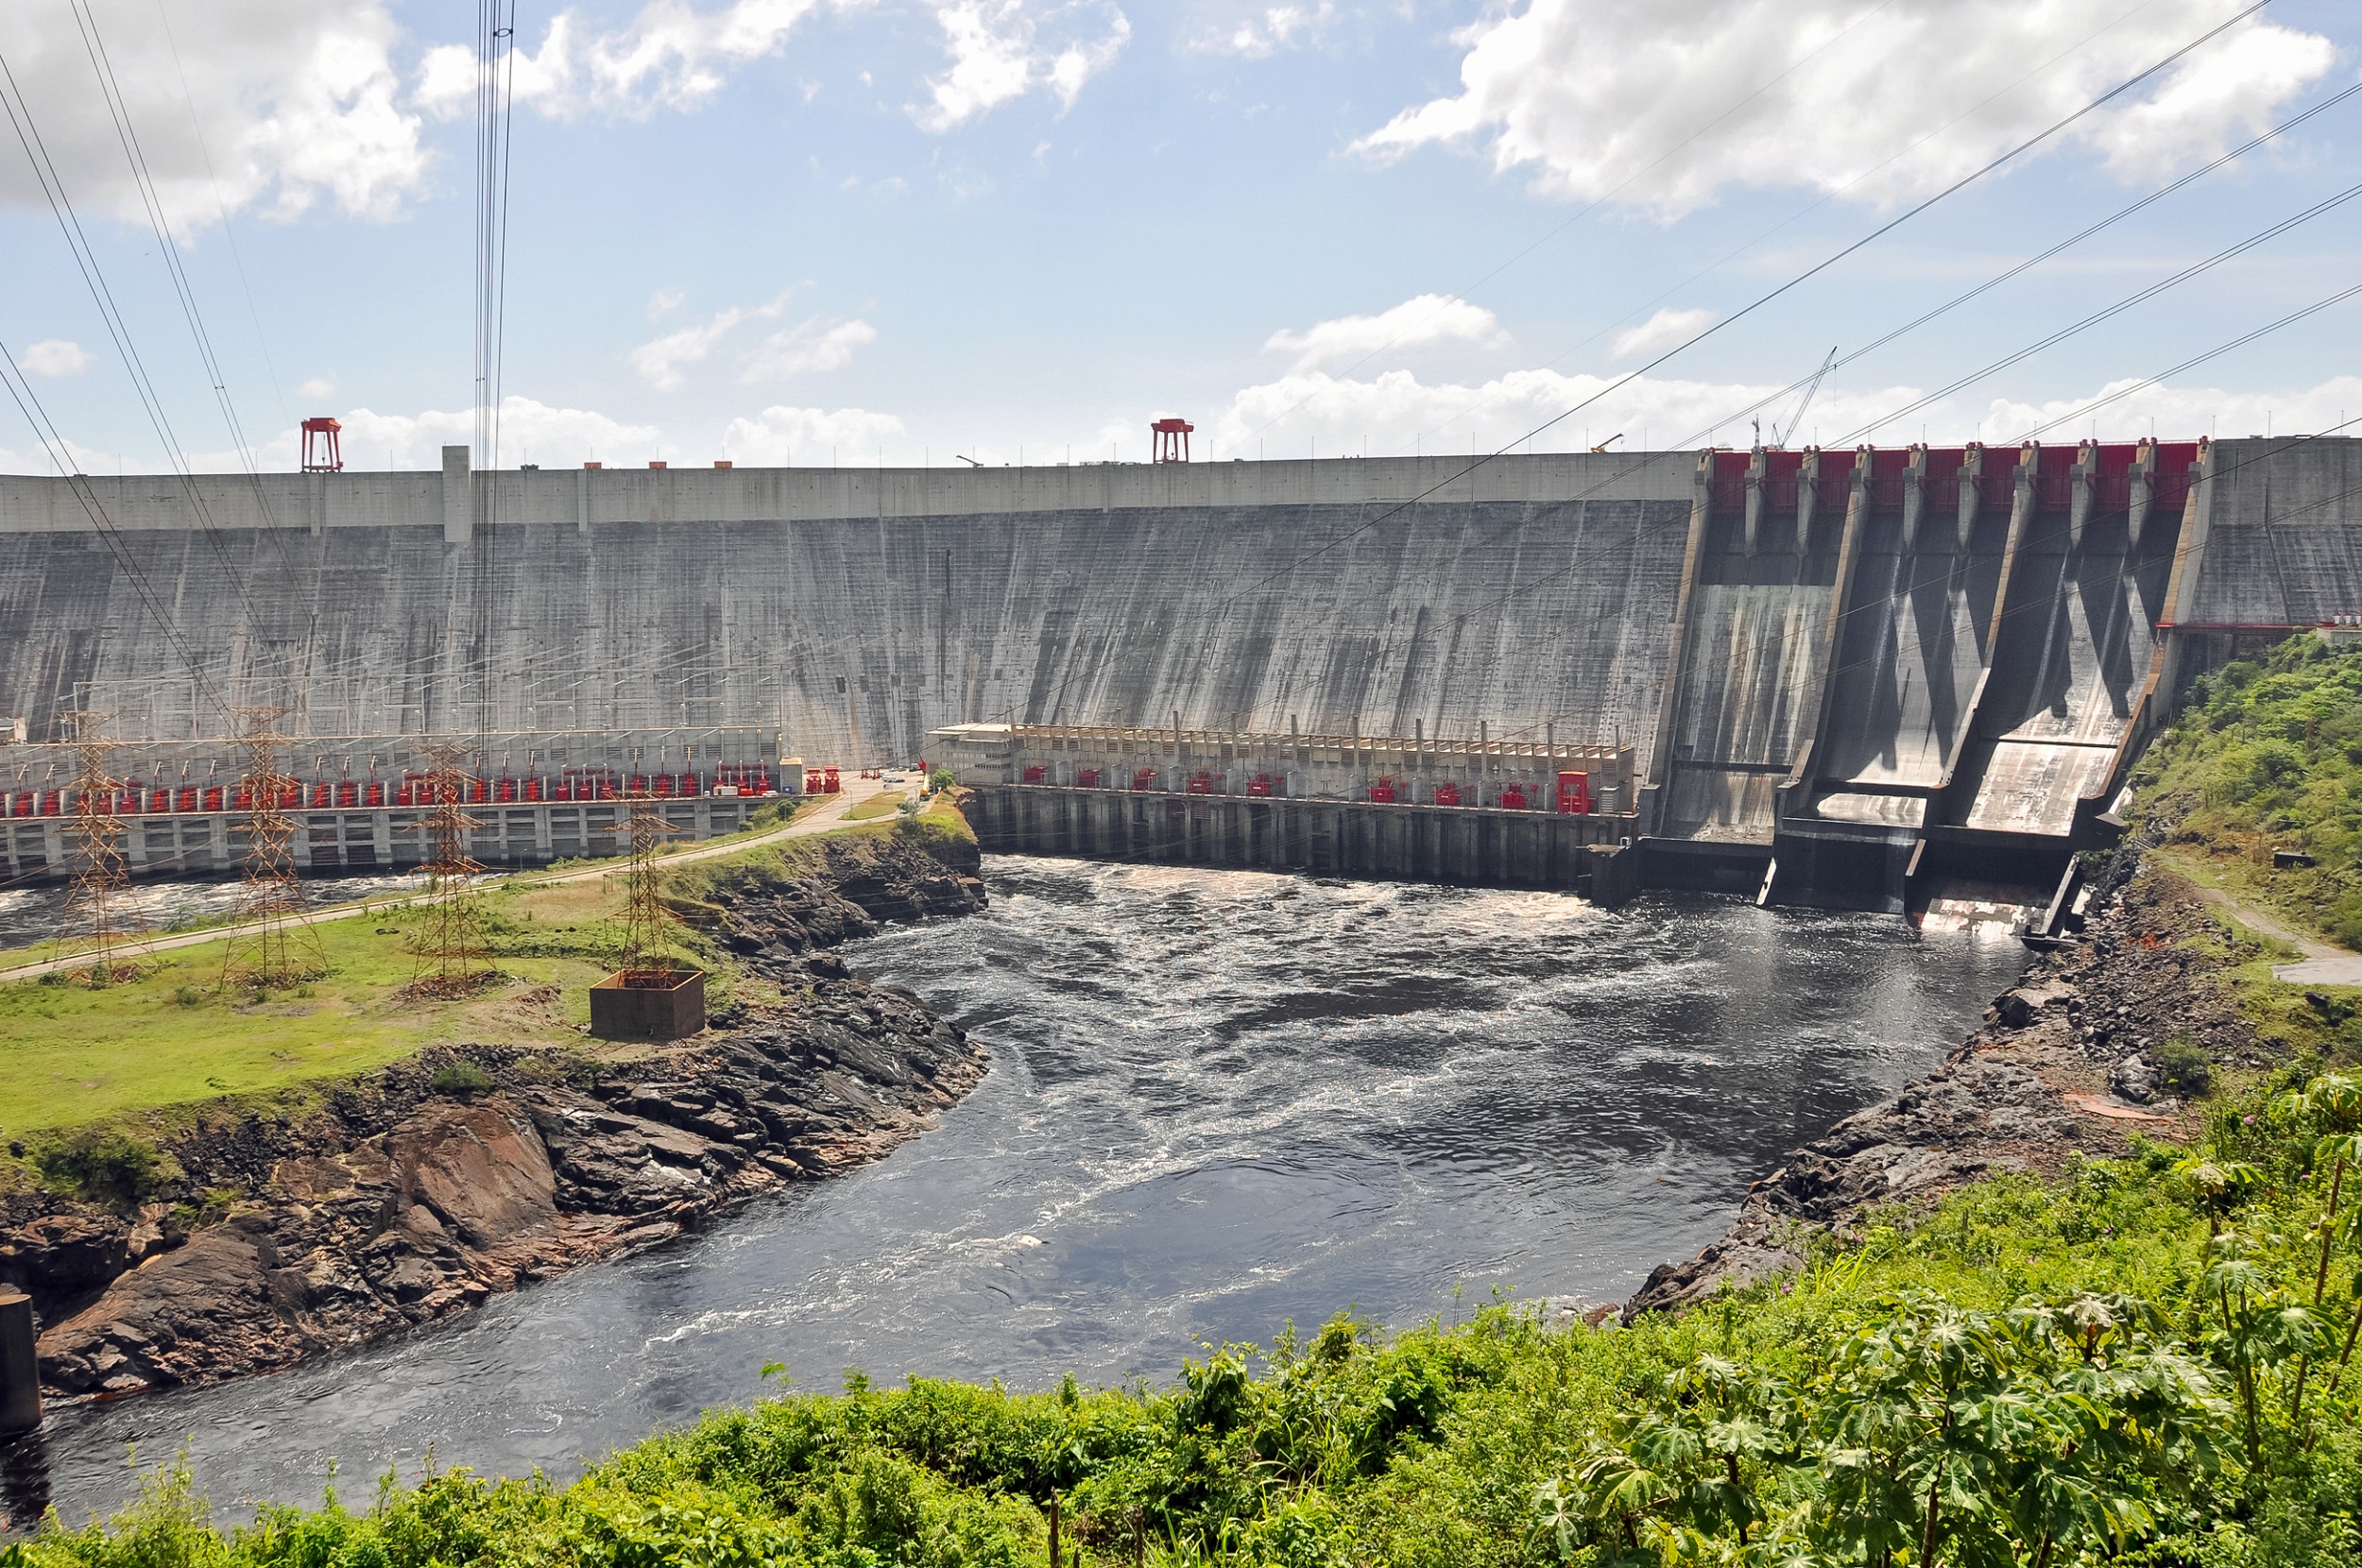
[5, 764, 784, 819]
[1018, 766, 1600, 814]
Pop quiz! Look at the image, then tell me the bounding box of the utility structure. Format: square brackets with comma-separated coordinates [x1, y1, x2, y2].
[409, 740, 495, 997]
[300, 417, 343, 473]
[58, 710, 145, 986]
[1150, 418, 1192, 464]
[589, 787, 705, 1041]
[220, 706, 325, 990]
[617, 788, 685, 972]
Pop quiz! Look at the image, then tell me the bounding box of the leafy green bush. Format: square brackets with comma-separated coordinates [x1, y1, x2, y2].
[32, 1127, 181, 1210]
[26, 1071, 2362, 1568]
[2132, 635, 2362, 952]
[2158, 1032, 2214, 1098]
[428, 1061, 493, 1097]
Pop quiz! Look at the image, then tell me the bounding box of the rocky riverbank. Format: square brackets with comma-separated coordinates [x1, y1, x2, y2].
[2, 829, 989, 1403]
[1626, 853, 2266, 1317]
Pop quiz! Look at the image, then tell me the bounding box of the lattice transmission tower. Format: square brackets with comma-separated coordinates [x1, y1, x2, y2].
[220, 707, 325, 990]
[617, 788, 685, 976]
[409, 741, 496, 997]
[58, 710, 146, 987]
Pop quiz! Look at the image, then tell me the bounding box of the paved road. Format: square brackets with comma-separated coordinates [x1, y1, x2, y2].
[0, 775, 900, 985]
[2181, 876, 2362, 988]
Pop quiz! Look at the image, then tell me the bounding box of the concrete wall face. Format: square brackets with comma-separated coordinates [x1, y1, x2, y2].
[2183, 438, 2362, 626]
[0, 482, 1694, 783]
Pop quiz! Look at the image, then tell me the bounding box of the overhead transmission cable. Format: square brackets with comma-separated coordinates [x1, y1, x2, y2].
[1665, 77, 2362, 454]
[1828, 179, 2362, 447]
[0, 334, 226, 714]
[0, 46, 273, 714]
[476, 0, 520, 477]
[1236, 0, 2192, 457]
[1040, 0, 2277, 729]
[150, 0, 293, 432]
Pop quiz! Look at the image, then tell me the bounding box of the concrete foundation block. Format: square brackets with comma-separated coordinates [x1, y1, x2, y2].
[590, 968, 707, 1042]
[0, 1289, 39, 1431]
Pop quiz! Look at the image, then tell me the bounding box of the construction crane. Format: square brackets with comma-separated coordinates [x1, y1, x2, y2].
[1771, 346, 1838, 448]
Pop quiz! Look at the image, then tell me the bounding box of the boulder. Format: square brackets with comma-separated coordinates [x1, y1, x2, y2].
[36, 1231, 291, 1395]
[386, 1100, 556, 1249]
[0, 1212, 130, 1299]
[2111, 1052, 2162, 1105]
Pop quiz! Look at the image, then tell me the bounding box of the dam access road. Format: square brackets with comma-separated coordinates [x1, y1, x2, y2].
[5, 438, 2357, 914]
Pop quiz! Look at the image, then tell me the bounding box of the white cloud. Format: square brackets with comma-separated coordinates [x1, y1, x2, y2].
[317, 397, 663, 469]
[742, 317, 878, 381]
[1217, 366, 1891, 456]
[915, 1, 1130, 129]
[417, 1, 1128, 130]
[1194, 3, 1334, 59]
[417, 1, 830, 120]
[1264, 294, 1507, 373]
[1981, 374, 2362, 445]
[1214, 364, 2362, 458]
[648, 286, 688, 319]
[16, 340, 93, 378]
[1611, 307, 1716, 361]
[296, 375, 337, 401]
[1356, 1, 2334, 216]
[157, 396, 664, 471]
[0, 2, 426, 227]
[629, 291, 796, 390]
[721, 404, 908, 463]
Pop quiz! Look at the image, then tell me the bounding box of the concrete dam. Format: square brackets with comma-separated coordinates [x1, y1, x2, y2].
[2, 436, 2356, 913]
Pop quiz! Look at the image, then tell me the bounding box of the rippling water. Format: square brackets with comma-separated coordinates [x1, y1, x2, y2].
[0, 874, 427, 955]
[6, 857, 2023, 1530]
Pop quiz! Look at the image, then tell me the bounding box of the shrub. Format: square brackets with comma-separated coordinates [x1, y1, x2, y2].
[33, 1128, 182, 1210]
[170, 985, 202, 1007]
[2158, 1032, 2213, 1098]
[429, 1061, 493, 1097]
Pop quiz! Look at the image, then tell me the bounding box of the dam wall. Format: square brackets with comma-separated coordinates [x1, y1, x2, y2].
[3, 436, 2356, 910]
[0, 451, 1696, 775]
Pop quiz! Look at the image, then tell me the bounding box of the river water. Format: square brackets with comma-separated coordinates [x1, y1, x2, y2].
[0, 873, 428, 954]
[5, 857, 2023, 1530]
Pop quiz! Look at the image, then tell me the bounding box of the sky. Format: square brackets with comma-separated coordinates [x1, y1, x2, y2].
[4, 0, 2362, 474]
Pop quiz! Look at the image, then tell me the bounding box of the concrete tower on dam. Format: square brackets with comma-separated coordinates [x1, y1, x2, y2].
[2, 435, 2356, 912]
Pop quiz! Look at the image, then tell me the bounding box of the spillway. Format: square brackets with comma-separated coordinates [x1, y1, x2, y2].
[2, 436, 2354, 912]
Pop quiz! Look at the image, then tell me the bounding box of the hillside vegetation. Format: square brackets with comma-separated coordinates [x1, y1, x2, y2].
[2130, 635, 2362, 950]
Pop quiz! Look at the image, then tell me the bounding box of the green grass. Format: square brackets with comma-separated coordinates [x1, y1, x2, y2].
[2130, 633, 2362, 950]
[0, 798, 977, 1154]
[843, 790, 907, 821]
[0, 906, 610, 1141]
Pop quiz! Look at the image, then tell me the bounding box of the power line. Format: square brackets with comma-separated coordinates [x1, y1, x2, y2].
[1037, 1, 2277, 727]
[151, 0, 291, 434]
[0, 33, 273, 647]
[1674, 77, 2362, 455]
[1238, 0, 2213, 458]
[1830, 179, 2362, 447]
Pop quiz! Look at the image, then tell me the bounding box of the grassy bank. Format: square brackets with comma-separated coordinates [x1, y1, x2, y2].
[2129, 634, 2362, 951]
[0, 795, 972, 1181]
